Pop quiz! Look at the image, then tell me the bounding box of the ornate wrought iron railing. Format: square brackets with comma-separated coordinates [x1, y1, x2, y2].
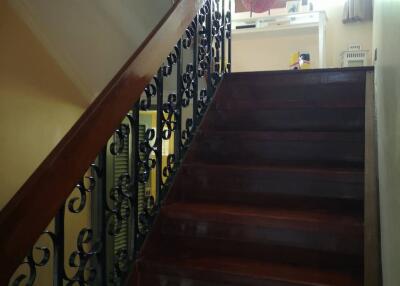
[7, 0, 231, 285]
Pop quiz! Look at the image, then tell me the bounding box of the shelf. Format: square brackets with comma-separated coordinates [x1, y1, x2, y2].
[232, 11, 326, 36]
[233, 23, 318, 36]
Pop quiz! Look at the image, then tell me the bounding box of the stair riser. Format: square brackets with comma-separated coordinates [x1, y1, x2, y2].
[155, 236, 363, 272]
[202, 108, 365, 131]
[177, 191, 363, 213]
[139, 260, 361, 286]
[187, 132, 365, 166]
[224, 70, 366, 87]
[139, 263, 304, 286]
[161, 217, 363, 255]
[139, 272, 317, 286]
[173, 165, 364, 201]
[213, 83, 365, 110]
[139, 272, 237, 286]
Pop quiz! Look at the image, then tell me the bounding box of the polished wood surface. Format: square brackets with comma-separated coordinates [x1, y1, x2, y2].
[173, 164, 364, 212]
[364, 71, 382, 285]
[139, 255, 362, 286]
[0, 0, 203, 283]
[186, 130, 365, 167]
[129, 69, 368, 285]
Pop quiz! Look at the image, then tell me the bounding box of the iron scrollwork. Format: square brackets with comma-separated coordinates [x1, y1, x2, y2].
[11, 232, 56, 286]
[9, 1, 232, 284]
[64, 164, 103, 286]
[64, 228, 101, 285]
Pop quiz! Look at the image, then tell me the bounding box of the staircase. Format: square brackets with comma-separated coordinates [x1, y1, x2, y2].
[1, 1, 377, 284]
[132, 69, 366, 285]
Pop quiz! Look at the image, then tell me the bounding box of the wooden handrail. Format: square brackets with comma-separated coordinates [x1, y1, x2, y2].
[0, 0, 202, 283]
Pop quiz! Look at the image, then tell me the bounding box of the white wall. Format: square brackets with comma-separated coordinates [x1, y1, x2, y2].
[10, 0, 172, 101]
[232, 0, 373, 71]
[373, 0, 400, 285]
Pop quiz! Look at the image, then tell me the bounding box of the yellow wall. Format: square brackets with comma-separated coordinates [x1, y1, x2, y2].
[0, 1, 89, 209]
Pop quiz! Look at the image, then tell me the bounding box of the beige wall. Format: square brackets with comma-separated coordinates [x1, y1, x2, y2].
[373, 0, 400, 285]
[0, 0, 173, 209]
[0, 1, 88, 209]
[233, 29, 319, 71]
[313, 0, 373, 67]
[10, 0, 172, 99]
[1, 3, 93, 282]
[232, 0, 373, 71]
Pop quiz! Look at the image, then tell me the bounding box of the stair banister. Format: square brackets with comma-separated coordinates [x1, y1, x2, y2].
[0, 0, 214, 283]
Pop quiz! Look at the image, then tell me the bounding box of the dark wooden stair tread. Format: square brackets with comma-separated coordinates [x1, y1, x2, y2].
[182, 161, 364, 180]
[176, 192, 364, 215]
[152, 235, 363, 273]
[195, 130, 364, 141]
[160, 202, 363, 256]
[223, 69, 368, 87]
[139, 253, 363, 286]
[187, 130, 364, 167]
[182, 162, 364, 173]
[202, 108, 365, 132]
[161, 202, 363, 234]
[133, 70, 367, 285]
[212, 85, 365, 109]
[181, 162, 364, 178]
[172, 163, 364, 208]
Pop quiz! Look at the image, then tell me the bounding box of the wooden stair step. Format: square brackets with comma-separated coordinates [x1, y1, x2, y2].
[175, 191, 363, 214]
[138, 254, 363, 286]
[202, 108, 365, 131]
[149, 234, 363, 273]
[222, 69, 367, 88]
[172, 163, 364, 203]
[160, 202, 363, 255]
[187, 131, 365, 167]
[212, 83, 365, 110]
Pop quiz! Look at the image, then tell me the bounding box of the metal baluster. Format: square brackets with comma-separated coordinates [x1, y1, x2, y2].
[53, 205, 65, 286]
[91, 149, 107, 285]
[227, 0, 232, 72]
[221, 0, 226, 72]
[192, 16, 199, 128]
[206, 0, 213, 97]
[130, 103, 141, 259]
[155, 69, 164, 207]
[174, 40, 183, 162]
[214, 0, 221, 77]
